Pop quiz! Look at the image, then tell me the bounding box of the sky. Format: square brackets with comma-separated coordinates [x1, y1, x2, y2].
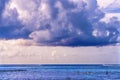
[0, 0, 120, 64]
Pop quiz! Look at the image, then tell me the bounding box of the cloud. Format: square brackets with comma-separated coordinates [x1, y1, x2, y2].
[0, 0, 120, 46]
[0, 0, 8, 23]
[97, 0, 114, 8]
[0, 39, 38, 58]
[0, 39, 119, 64]
[103, 0, 120, 13]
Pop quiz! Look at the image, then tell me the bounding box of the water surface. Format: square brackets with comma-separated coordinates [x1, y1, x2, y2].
[0, 64, 120, 80]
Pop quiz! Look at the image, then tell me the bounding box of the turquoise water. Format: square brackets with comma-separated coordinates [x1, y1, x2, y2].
[0, 65, 120, 80]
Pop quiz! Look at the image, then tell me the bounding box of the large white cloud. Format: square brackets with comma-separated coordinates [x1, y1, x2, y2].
[1, 0, 120, 46]
[0, 0, 120, 64]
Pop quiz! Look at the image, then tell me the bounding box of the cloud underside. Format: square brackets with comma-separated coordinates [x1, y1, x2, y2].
[0, 0, 120, 46]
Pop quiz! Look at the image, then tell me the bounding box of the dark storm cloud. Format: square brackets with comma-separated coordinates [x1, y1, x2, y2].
[0, 0, 120, 46]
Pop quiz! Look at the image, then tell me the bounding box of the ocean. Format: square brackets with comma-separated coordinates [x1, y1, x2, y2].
[0, 65, 120, 80]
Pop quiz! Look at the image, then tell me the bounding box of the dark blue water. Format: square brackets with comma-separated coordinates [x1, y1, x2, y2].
[0, 64, 120, 80]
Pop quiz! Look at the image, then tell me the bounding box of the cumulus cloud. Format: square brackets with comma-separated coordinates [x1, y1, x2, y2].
[0, 0, 120, 46]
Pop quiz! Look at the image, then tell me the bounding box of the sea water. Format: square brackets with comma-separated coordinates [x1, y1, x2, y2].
[0, 65, 120, 80]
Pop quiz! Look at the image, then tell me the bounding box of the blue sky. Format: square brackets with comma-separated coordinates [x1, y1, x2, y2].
[0, 0, 120, 64]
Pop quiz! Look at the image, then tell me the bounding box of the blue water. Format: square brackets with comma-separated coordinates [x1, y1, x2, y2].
[0, 65, 120, 80]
